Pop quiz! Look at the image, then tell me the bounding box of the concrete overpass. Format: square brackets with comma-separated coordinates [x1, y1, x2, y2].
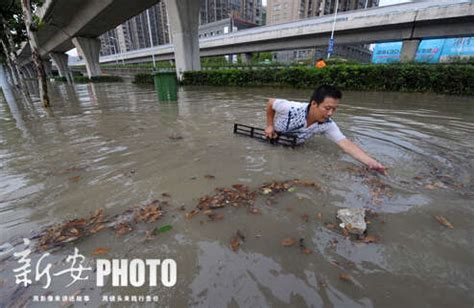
[17, 0, 201, 80]
[91, 0, 473, 67]
[18, 0, 473, 80]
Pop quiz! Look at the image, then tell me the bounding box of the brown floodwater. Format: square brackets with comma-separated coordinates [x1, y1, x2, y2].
[0, 79, 473, 307]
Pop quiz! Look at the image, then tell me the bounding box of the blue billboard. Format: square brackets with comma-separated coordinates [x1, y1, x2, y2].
[372, 37, 474, 63]
[372, 42, 402, 63]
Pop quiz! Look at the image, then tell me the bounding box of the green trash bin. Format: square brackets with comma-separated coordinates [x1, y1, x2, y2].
[153, 71, 178, 101]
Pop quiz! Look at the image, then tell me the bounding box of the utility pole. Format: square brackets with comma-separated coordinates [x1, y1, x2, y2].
[146, 8, 156, 68]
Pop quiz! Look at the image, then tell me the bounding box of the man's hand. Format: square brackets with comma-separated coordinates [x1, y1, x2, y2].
[264, 125, 278, 139]
[367, 161, 388, 175]
[337, 139, 388, 175]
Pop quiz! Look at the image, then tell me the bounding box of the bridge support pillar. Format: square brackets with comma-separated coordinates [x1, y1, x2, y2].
[166, 0, 201, 80]
[50, 52, 73, 83]
[72, 37, 102, 78]
[241, 52, 252, 64]
[400, 39, 420, 63]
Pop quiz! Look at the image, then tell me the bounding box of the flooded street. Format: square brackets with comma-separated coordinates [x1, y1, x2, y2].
[0, 80, 473, 307]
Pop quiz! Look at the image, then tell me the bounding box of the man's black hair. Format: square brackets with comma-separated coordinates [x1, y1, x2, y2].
[309, 85, 342, 105]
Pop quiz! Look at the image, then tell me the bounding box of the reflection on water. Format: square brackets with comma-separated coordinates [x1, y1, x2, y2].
[0, 79, 473, 307]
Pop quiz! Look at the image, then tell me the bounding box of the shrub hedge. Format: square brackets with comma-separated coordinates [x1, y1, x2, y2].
[178, 64, 473, 96]
[133, 73, 154, 84]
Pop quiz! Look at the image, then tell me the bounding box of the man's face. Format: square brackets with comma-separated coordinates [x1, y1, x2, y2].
[314, 97, 340, 123]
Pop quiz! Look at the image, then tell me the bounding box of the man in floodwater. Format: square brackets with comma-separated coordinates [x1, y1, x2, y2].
[265, 85, 387, 174]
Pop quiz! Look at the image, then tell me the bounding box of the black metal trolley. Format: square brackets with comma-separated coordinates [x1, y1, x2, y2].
[233, 123, 299, 148]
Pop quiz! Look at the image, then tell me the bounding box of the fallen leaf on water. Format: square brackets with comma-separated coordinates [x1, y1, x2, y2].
[204, 175, 215, 179]
[425, 182, 447, 190]
[208, 213, 224, 221]
[89, 208, 104, 225]
[287, 187, 296, 193]
[230, 236, 240, 251]
[339, 273, 352, 282]
[434, 215, 454, 229]
[89, 224, 105, 234]
[134, 202, 164, 223]
[91, 247, 110, 256]
[230, 231, 245, 252]
[116, 223, 133, 236]
[68, 228, 80, 236]
[362, 235, 377, 243]
[152, 225, 173, 235]
[299, 238, 312, 254]
[249, 207, 261, 214]
[185, 209, 200, 219]
[232, 184, 247, 191]
[281, 237, 296, 247]
[69, 175, 81, 182]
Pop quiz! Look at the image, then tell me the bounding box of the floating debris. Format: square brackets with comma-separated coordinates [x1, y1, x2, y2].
[68, 175, 81, 182]
[337, 208, 367, 235]
[91, 247, 110, 256]
[197, 185, 257, 210]
[115, 222, 133, 236]
[134, 201, 164, 223]
[37, 209, 106, 251]
[168, 134, 183, 140]
[35, 201, 167, 251]
[346, 166, 393, 205]
[434, 215, 454, 229]
[359, 234, 377, 244]
[230, 230, 245, 252]
[185, 209, 200, 219]
[299, 238, 312, 254]
[152, 225, 173, 235]
[281, 237, 297, 247]
[338, 273, 352, 282]
[301, 213, 309, 222]
[425, 182, 447, 190]
[248, 207, 261, 214]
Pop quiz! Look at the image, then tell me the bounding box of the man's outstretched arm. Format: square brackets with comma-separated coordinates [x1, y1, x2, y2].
[337, 138, 387, 175]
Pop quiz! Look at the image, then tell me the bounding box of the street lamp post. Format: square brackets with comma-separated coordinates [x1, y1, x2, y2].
[102, 43, 119, 65]
[327, 0, 339, 59]
[146, 8, 157, 69]
[108, 36, 125, 65]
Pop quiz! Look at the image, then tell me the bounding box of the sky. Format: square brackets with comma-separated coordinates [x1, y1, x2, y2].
[67, 0, 410, 57]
